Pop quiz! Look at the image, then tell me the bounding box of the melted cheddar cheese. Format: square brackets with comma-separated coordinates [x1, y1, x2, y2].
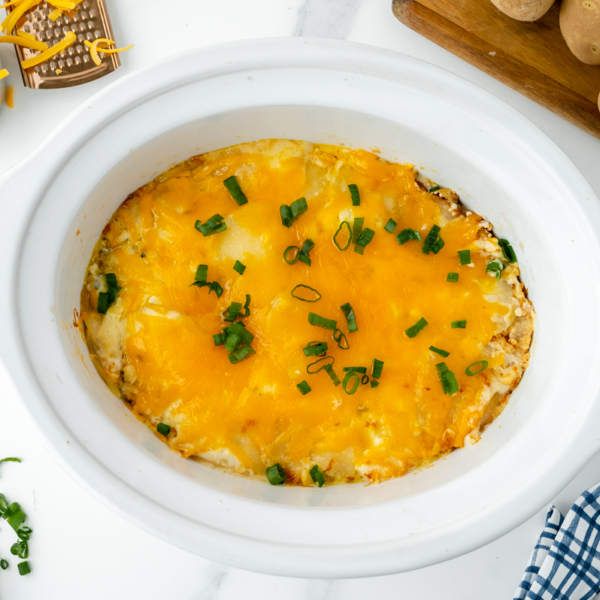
[80, 140, 534, 485]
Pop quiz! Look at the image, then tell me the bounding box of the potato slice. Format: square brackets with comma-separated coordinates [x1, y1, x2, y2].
[490, 0, 555, 21]
[560, 0, 600, 65]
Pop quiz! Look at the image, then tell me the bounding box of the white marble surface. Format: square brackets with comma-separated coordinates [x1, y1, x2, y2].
[1, 0, 600, 598]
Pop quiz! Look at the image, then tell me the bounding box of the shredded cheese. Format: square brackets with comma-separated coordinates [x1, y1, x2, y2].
[48, 8, 62, 21]
[5, 85, 13, 108]
[0, 0, 26, 10]
[0, 34, 48, 51]
[46, 0, 80, 10]
[85, 38, 133, 66]
[55, 68, 62, 74]
[20, 30, 75, 69]
[1, 0, 37, 34]
[17, 29, 36, 40]
[0, 68, 8, 80]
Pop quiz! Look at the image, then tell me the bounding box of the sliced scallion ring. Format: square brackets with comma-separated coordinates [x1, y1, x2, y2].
[384, 218, 397, 233]
[233, 260, 246, 275]
[291, 284, 321, 303]
[343, 366, 367, 374]
[283, 245, 300, 264]
[451, 320, 467, 329]
[348, 184, 360, 206]
[266, 463, 286, 485]
[429, 346, 450, 357]
[396, 228, 422, 245]
[340, 302, 358, 332]
[303, 341, 328, 357]
[405, 317, 428, 338]
[323, 363, 341, 386]
[308, 312, 337, 331]
[352, 217, 364, 244]
[458, 249, 471, 265]
[446, 272, 459, 283]
[342, 372, 360, 395]
[310, 464, 326, 487]
[372, 358, 384, 380]
[280, 204, 293, 228]
[333, 328, 350, 350]
[307, 356, 334, 374]
[223, 175, 248, 206]
[333, 220, 352, 251]
[297, 380, 312, 395]
[465, 360, 489, 376]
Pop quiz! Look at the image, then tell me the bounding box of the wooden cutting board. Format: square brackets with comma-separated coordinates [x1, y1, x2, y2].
[392, 0, 600, 139]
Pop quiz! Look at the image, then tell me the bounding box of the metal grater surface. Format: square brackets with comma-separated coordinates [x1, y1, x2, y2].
[7, 0, 120, 89]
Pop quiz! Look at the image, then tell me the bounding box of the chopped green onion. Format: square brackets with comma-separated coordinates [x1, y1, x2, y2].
[297, 381, 312, 395]
[303, 341, 328, 357]
[451, 320, 467, 329]
[223, 175, 248, 206]
[228, 344, 256, 364]
[0, 457, 21, 472]
[280, 204, 293, 228]
[333, 221, 352, 251]
[266, 463, 286, 485]
[308, 312, 337, 331]
[223, 301, 242, 322]
[0, 494, 8, 514]
[421, 225, 441, 254]
[4, 503, 26, 533]
[224, 322, 254, 345]
[157, 423, 171, 436]
[348, 184, 360, 206]
[486, 259, 505, 279]
[17, 526, 31, 542]
[213, 333, 226, 346]
[429, 346, 450, 357]
[343, 372, 360, 395]
[405, 317, 428, 338]
[290, 197, 308, 221]
[430, 236, 445, 254]
[384, 218, 397, 233]
[196, 214, 227, 236]
[233, 260, 246, 275]
[352, 217, 364, 243]
[208, 281, 223, 297]
[340, 302, 358, 333]
[498, 239, 517, 263]
[343, 366, 367, 374]
[333, 328, 350, 350]
[465, 360, 489, 376]
[396, 228, 422, 245]
[195, 264, 208, 282]
[361, 374, 369, 385]
[299, 238, 315, 266]
[97, 294, 110, 314]
[429, 185, 441, 192]
[307, 356, 334, 374]
[239, 294, 251, 318]
[284, 245, 300, 264]
[310, 465, 325, 487]
[225, 333, 242, 352]
[354, 228, 375, 255]
[10, 541, 28, 559]
[291, 285, 321, 303]
[0, 559, 7, 570]
[435, 362, 459, 395]
[446, 272, 459, 282]
[370, 380, 380, 388]
[323, 364, 341, 386]
[372, 358, 384, 379]
[18, 561, 30, 576]
[458, 250, 471, 265]
[98, 273, 121, 314]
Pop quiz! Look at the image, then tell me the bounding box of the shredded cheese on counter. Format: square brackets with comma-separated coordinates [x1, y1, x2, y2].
[0, 34, 48, 51]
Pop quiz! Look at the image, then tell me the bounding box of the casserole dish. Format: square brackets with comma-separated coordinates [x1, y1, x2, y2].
[0, 38, 599, 578]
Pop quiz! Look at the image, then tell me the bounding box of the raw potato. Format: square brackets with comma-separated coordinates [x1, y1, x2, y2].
[490, 0, 555, 21]
[560, 0, 600, 64]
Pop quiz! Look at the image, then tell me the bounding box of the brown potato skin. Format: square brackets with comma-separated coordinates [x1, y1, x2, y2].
[560, 0, 600, 64]
[490, 0, 555, 21]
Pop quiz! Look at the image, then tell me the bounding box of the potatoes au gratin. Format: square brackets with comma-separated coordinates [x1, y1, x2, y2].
[80, 139, 534, 487]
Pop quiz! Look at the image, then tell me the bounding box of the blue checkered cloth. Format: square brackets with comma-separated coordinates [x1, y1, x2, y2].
[514, 483, 600, 599]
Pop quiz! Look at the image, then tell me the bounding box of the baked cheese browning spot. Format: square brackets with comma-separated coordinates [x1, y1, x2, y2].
[80, 140, 534, 486]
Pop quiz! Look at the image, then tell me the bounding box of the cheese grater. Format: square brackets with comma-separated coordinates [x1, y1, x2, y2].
[6, 0, 120, 89]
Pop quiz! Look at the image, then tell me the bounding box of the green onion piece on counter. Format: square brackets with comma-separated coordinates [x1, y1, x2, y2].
[446, 272, 459, 283]
[333, 221, 352, 251]
[451, 320, 467, 329]
[352, 217, 364, 243]
[196, 214, 227, 236]
[280, 204, 293, 228]
[310, 464, 325, 487]
[435, 362, 459, 395]
[429, 346, 450, 357]
[0, 559, 7, 570]
[157, 423, 171, 436]
[465, 360, 489, 376]
[370, 380, 380, 388]
[323, 364, 341, 386]
[340, 302, 358, 332]
[458, 250, 471, 265]
[4, 503, 26, 533]
[303, 341, 328, 357]
[290, 197, 308, 221]
[283, 245, 300, 264]
[348, 184, 361, 206]
[228, 344, 256, 364]
[307, 356, 334, 374]
[17, 527, 31, 541]
[0, 494, 8, 515]
[308, 312, 337, 331]
[10, 541, 28, 559]
[421, 225, 441, 254]
[396, 228, 422, 245]
[223, 301, 242, 322]
[343, 366, 367, 374]
[213, 333, 226, 346]
[343, 372, 360, 395]
[225, 333, 242, 352]
[405, 317, 428, 338]
[292, 284, 321, 303]
[266, 463, 286, 485]
[384, 218, 397, 233]
[498, 239, 517, 263]
[429, 185, 441, 192]
[297, 381, 312, 395]
[354, 228, 375, 255]
[18, 562, 30, 576]
[225, 322, 254, 345]
[372, 358, 384, 380]
[195, 264, 208, 282]
[333, 328, 350, 350]
[223, 175, 248, 206]
[233, 260, 246, 275]
[0, 457, 21, 473]
[486, 259, 505, 279]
